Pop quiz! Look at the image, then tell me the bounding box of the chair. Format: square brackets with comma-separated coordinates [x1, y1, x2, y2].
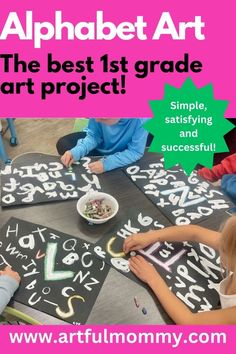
[0, 306, 41, 325]
[0, 118, 18, 164]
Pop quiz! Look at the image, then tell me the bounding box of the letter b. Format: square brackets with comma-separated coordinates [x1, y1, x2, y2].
[48, 53, 61, 72]
[96, 11, 116, 40]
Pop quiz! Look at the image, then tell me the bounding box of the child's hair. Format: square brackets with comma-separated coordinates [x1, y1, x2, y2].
[219, 216, 236, 278]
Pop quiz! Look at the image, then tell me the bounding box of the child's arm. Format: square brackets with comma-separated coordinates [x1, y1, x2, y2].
[102, 121, 148, 172]
[70, 120, 103, 161]
[198, 154, 236, 182]
[123, 225, 221, 254]
[129, 255, 236, 324]
[221, 174, 236, 205]
[0, 267, 20, 314]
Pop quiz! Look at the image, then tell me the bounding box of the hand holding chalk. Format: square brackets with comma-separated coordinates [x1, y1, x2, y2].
[61, 151, 74, 168]
[0, 266, 21, 284]
[123, 231, 157, 254]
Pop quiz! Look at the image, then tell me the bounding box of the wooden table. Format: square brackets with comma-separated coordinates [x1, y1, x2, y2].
[0, 152, 230, 324]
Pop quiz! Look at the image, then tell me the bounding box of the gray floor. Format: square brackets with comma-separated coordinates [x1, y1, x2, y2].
[1, 118, 75, 158]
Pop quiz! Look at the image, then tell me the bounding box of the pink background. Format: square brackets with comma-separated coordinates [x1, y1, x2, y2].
[0, 0, 235, 117]
[0, 325, 235, 353]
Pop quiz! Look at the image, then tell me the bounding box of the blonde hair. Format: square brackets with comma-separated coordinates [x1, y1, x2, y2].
[220, 216, 236, 280]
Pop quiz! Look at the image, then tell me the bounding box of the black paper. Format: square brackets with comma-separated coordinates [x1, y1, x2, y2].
[0, 218, 110, 324]
[124, 156, 231, 225]
[92, 211, 222, 313]
[1, 156, 102, 207]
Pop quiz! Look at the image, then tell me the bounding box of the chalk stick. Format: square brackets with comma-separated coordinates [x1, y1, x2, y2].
[134, 296, 140, 308]
[142, 307, 147, 315]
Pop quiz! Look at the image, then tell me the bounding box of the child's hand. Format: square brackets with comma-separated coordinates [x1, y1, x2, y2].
[61, 151, 74, 167]
[88, 160, 104, 174]
[123, 231, 156, 254]
[129, 255, 159, 285]
[0, 266, 21, 284]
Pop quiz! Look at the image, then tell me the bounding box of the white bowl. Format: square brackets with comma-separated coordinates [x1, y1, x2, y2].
[77, 191, 119, 224]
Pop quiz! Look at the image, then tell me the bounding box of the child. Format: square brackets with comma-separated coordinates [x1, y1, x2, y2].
[0, 266, 21, 314]
[198, 153, 236, 182]
[221, 174, 236, 205]
[123, 217, 236, 324]
[198, 154, 236, 205]
[58, 118, 148, 174]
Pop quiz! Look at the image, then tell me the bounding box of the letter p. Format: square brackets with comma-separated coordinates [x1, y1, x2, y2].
[34, 22, 55, 48]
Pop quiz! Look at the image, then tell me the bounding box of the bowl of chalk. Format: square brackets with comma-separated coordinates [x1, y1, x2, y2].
[77, 191, 119, 224]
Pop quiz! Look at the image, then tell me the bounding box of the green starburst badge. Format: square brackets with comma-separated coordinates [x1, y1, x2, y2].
[145, 78, 234, 175]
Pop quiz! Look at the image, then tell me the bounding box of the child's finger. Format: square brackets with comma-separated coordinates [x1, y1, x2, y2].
[89, 167, 95, 173]
[135, 255, 147, 266]
[123, 239, 130, 252]
[136, 255, 145, 262]
[61, 155, 68, 167]
[124, 237, 136, 248]
[131, 255, 143, 266]
[65, 155, 70, 166]
[65, 157, 72, 168]
[125, 244, 140, 254]
[123, 239, 139, 253]
[88, 163, 95, 171]
[4, 266, 11, 271]
[63, 160, 68, 168]
[129, 259, 139, 272]
[68, 159, 74, 167]
[129, 263, 139, 276]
